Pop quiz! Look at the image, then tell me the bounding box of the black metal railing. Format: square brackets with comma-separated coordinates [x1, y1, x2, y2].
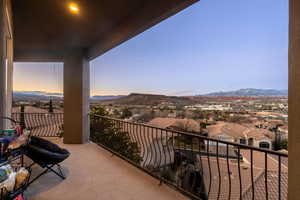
[90, 114, 288, 200]
[11, 113, 64, 137]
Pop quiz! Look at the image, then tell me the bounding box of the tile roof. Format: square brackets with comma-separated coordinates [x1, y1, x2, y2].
[196, 148, 287, 200]
[207, 122, 274, 141]
[148, 118, 200, 133]
[242, 171, 288, 200]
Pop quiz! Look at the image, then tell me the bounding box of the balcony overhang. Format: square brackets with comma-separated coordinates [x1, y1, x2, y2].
[12, 0, 198, 62]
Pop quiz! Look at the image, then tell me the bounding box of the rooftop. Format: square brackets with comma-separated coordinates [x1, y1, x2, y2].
[148, 117, 201, 133]
[207, 122, 273, 140]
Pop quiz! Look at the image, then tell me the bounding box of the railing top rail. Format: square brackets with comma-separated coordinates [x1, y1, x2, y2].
[90, 114, 288, 157]
[12, 112, 63, 114]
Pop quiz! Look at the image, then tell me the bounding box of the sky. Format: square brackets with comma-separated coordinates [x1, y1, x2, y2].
[14, 0, 288, 96]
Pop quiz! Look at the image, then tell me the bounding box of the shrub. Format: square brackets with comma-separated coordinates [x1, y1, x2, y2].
[90, 106, 142, 164]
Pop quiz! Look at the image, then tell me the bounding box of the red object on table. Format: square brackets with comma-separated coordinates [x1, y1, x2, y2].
[15, 126, 23, 135]
[14, 195, 25, 200]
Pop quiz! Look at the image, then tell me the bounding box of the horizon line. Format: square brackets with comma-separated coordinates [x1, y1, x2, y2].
[13, 87, 288, 97]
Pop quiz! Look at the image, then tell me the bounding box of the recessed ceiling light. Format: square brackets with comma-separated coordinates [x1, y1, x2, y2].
[68, 2, 80, 14]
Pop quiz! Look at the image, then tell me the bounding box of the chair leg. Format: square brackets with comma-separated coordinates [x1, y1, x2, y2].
[57, 164, 65, 179]
[47, 164, 65, 180]
[27, 167, 52, 186]
[26, 163, 66, 186]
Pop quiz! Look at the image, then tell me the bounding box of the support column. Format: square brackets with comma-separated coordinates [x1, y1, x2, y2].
[289, 0, 300, 199]
[0, 0, 13, 129]
[63, 51, 90, 144]
[0, 0, 5, 129]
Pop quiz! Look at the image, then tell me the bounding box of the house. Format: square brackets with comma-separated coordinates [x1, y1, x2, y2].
[148, 117, 201, 133]
[207, 122, 274, 149]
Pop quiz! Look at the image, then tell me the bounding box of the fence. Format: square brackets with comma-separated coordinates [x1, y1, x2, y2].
[90, 114, 288, 200]
[11, 113, 63, 137]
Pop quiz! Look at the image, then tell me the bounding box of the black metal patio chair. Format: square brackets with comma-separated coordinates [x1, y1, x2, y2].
[25, 136, 70, 186]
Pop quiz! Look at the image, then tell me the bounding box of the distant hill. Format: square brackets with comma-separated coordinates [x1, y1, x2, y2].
[99, 93, 196, 106]
[14, 89, 287, 103]
[13, 91, 63, 100]
[14, 91, 126, 101]
[203, 88, 288, 97]
[91, 95, 125, 101]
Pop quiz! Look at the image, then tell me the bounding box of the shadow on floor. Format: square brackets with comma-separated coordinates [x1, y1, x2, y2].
[24, 162, 70, 198]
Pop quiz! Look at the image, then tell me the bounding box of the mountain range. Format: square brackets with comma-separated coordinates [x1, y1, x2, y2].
[203, 88, 288, 97]
[13, 88, 288, 101]
[13, 91, 63, 100]
[90, 95, 125, 100]
[13, 91, 124, 101]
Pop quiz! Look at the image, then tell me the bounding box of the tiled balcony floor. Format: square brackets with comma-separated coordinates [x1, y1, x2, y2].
[24, 138, 188, 200]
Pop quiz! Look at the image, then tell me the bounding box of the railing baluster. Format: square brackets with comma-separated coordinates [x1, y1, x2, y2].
[49, 113, 54, 136]
[143, 126, 150, 167]
[160, 129, 166, 177]
[35, 114, 41, 136]
[216, 141, 221, 200]
[237, 147, 242, 200]
[39, 113, 44, 136]
[173, 131, 181, 188]
[53, 113, 58, 136]
[226, 144, 231, 200]
[152, 127, 158, 169]
[43, 113, 49, 136]
[162, 130, 168, 172]
[156, 128, 162, 169]
[265, 152, 268, 200]
[198, 138, 203, 171]
[140, 125, 146, 166]
[133, 123, 139, 145]
[147, 127, 154, 169]
[137, 124, 145, 163]
[28, 113, 33, 135]
[44, 113, 49, 136]
[278, 155, 281, 200]
[60, 113, 64, 137]
[250, 149, 255, 200]
[165, 130, 172, 175]
[207, 140, 212, 199]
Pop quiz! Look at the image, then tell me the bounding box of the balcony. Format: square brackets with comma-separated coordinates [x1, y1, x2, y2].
[11, 113, 288, 200]
[25, 137, 187, 200]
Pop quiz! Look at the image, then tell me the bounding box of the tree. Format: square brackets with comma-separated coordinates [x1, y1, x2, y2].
[273, 138, 287, 151]
[121, 107, 132, 119]
[271, 125, 285, 151]
[202, 111, 211, 123]
[33, 101, 41, 108]
[113, 109, 121, 117]
[20, 105, 26, 129]
[192, 110, 204, 120]
[49, 99, 54, 113]
[278, 139, 288, 150]
[200, 122, 207, 129]
[90, 106, 142, 164]
[137, 112, 155, 122]
[90, 106, 108, 116]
